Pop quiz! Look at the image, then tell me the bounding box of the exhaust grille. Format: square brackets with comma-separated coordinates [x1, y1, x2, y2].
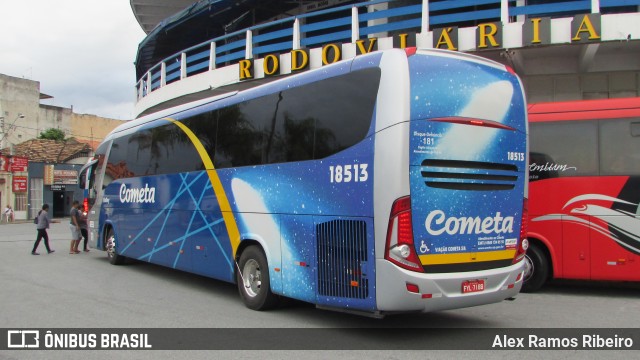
[317, 220, 368, 299]
[421, 159, 518, 191]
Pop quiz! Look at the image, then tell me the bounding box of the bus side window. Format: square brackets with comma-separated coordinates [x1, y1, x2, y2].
[630, 121, 640, 137]
[530, 121, 597, 178]
[529, 152, 558, 180]
[600, 118, 640, 175]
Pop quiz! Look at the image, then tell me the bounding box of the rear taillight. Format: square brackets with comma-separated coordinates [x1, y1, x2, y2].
[385, 196, 424, 272]
[513, 198, 529, 264]
[404, 47, 417, 57]
[83, 198, 89, 213]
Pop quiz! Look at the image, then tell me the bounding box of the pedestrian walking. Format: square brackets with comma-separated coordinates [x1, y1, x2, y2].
[32, 204, 56, 255]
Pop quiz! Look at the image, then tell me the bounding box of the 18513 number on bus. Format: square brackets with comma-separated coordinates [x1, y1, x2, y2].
[329, 164, 369, 183]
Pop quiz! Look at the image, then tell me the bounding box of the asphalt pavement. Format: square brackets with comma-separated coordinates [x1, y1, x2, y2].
[1, 220, 638, 359]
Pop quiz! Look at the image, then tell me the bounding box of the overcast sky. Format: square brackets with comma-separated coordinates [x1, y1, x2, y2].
[0, 0, 146, 120]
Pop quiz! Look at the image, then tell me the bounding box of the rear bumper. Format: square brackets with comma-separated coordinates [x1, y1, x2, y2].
[375, 259, 524, 313]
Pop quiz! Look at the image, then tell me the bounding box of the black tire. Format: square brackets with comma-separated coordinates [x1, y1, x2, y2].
[105, 228, 126, 265]
[521, 241, 549, 292]
[236, 246, 279, 310]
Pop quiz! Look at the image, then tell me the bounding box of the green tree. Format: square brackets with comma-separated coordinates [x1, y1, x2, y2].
[39, 128, 66, 141]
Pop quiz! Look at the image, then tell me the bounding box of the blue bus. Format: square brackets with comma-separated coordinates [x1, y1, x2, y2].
[79, 48, 529, 316]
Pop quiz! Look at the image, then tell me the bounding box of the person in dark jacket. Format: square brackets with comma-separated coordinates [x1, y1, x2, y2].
[31, 204, 56, 255]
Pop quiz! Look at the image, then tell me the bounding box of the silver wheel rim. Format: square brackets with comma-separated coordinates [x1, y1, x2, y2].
[523, 254, 534, 282]
[242, 259, 261, 298]
[106, 235, 116, 259]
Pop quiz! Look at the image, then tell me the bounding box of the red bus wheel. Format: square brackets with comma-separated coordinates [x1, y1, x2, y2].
[521, 242, 549, 292]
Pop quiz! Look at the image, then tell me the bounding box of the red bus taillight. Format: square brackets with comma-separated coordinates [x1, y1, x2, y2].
[83, 198, 89, 213]
[385, 196, 424, 272]
[404, 47, 417, 57]
[513, 198, 529, 264]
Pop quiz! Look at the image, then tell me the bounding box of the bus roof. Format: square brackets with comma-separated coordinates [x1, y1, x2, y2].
[528, 97, 640, 122]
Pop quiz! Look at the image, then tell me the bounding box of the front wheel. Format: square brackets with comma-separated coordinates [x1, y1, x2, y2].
[236, 246, 279, 310]
[105, 228, 126, 265]
[521, 241, 549, 292]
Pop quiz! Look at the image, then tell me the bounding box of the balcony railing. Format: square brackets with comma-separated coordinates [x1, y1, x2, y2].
[136, 0, 640, 101]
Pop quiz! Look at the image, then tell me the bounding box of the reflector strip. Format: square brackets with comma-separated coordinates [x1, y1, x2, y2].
[406, 283, 419, 293]
[419, 250, 516, 265]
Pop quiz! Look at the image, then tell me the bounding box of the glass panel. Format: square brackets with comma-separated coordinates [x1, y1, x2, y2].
[529, 121, 598, 179]
[600, 118, 640, 175]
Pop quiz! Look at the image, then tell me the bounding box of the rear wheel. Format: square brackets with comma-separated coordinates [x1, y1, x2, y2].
[522, 241, 549, 292]
[105, 228, 126, 265]
[236, 246, 279, 310]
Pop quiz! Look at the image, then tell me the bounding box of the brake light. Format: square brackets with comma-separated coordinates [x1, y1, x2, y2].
[430, 116, 516, 131]
[513, 198, 529, 264]
[404, 47, 417, 57]
[385, 196, 424, 272]
[83, 198, 89, 213]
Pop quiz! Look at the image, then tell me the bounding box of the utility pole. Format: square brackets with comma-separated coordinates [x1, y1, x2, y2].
[0, 116, 5, 152]
[0, 114, 25, 151]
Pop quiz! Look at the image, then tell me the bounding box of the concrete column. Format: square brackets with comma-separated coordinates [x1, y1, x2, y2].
[293, 18, 301, 50]
[160, 62, 166, 87]
[501, 0, 509, 24]
[180, 53, 187, 79]
[421, 1, 430, 32]
[351, 6, 360, 42]
[209, 42, 217, 71]
[246, 30, 253, 59]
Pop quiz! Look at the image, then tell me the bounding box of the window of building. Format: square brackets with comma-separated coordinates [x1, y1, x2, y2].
[14, 193, 27, 213]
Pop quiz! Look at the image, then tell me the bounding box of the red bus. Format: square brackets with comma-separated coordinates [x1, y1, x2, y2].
[524, 97, 640, 292]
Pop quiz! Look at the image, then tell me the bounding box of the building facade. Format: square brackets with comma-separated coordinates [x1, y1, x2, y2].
[0, 73, 124, 220]
[129, 0, 640, 118]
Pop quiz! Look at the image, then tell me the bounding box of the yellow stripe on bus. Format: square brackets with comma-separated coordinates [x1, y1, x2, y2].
[167, 118, 241, 257]
[419, 250, 516, 265]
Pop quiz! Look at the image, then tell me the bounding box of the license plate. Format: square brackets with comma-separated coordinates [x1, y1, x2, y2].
[462, 279, 485, 293]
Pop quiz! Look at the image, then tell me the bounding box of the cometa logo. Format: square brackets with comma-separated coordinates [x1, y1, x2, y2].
[425, 210, 514, 236]
[119, 183, 156, 204]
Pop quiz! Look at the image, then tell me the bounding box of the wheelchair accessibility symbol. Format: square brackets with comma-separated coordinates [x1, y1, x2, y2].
[420, 240, 430, 253]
